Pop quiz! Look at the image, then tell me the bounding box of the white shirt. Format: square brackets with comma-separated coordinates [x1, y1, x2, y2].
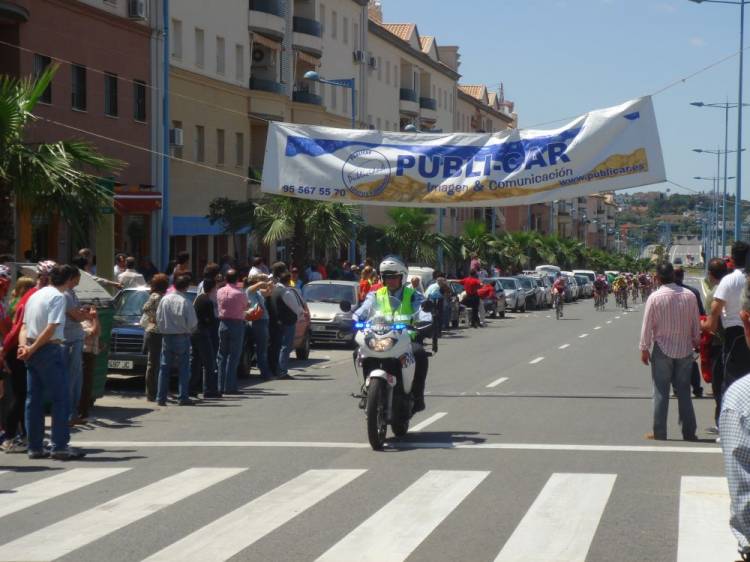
[156, 291, 198, 335]
[714, 268, 746, 328]
[118, 269, 146, 288]
[24, 286, 67, 341]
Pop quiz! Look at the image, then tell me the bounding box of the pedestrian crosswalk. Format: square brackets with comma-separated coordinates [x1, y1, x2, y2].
[0, 467, 737, 561]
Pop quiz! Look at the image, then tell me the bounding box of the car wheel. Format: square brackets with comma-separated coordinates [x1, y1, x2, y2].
[295, 331, 311, 360]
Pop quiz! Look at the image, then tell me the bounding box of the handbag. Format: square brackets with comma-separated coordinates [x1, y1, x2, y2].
[245, 305, 264, 322]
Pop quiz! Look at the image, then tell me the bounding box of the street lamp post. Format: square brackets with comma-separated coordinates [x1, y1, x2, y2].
[689, 0, 748, 241]
[304, 71, 357, 263]
[695, 175, 736, 260]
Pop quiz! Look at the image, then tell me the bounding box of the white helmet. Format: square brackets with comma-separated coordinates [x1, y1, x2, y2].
[379, 256, 408, 285]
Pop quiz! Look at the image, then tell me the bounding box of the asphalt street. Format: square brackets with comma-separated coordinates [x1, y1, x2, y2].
[0, 288, 733, 562]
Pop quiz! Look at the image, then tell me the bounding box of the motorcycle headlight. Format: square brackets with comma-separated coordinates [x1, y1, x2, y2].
[366, 336, 397, 352]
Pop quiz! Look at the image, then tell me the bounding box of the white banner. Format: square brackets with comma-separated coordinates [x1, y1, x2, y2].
[261, 96, 666, 207]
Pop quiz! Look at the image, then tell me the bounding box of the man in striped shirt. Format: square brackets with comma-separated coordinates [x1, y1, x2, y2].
[639, 262, 701, 441]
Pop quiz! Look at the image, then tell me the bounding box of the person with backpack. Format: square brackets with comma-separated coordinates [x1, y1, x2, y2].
[266, 263, 302, 380]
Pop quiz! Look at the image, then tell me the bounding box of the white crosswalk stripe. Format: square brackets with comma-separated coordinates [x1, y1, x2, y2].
[494, 473, 616, 562]
[0, 467, 245, 562]
[317, 470, 489, 562]
[0, 468, 737, 561]
[677, 476, 737, 562]
[0, 468, 129, 519]
[144, 469, 365, 562]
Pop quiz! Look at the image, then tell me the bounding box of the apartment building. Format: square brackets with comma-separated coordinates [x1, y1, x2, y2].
[0, 0, 155, 263]
[168, 0, 253, 272]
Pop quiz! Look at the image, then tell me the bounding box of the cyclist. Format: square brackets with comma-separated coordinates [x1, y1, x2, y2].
[593, 274, 608, 310]
[551, 273, 567, 318]
[612, 274, 628, 309]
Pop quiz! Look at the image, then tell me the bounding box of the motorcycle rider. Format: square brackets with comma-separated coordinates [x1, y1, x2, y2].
[353, 256, 429, 413]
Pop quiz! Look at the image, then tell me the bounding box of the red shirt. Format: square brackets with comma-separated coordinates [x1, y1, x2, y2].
[461, 276, 481, 296]
[478, 284, 495, 299]
[2, 286, 38, 353]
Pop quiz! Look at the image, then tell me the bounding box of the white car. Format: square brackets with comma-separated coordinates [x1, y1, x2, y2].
[494, 277, 526, 312]
[303, 280, 359, 346]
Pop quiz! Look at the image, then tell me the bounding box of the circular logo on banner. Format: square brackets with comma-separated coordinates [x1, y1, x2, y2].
[342, 149, 391, 198]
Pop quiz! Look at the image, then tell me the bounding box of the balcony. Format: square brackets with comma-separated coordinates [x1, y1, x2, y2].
[293, 90, 322, 106]
[292, 16, 322, 56]
[249, 0, 285, 39]
[419, 97, 437, 122]
[399, 88, 419, 115]
[250, 76, 285, 95]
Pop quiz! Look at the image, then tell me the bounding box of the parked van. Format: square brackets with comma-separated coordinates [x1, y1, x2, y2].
[535, 264, 561, 277]
[573, 269, 596, 283]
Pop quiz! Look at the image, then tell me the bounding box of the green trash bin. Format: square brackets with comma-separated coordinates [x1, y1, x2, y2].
[74, 271, 116, 405]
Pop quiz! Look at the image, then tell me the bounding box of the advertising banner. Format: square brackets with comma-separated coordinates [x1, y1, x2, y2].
[261, 96, 665, 207]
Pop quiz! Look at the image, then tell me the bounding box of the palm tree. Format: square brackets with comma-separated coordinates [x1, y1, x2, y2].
[460, 220, 493, 263]
[382, 207, 447, 265]
[253, 196, 362, 265]
[0, 65, 122, 255]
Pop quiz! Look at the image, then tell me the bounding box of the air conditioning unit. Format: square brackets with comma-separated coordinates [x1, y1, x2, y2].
[169, 128, 184, 147]
[368, 56, 377, 69]
[352, 50, 365, 63]
[128, 0, 147, 20]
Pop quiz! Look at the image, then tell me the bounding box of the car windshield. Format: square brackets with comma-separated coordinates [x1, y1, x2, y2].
[114, 290, 149, 317]
[499, 279, 517, 291]
[516, 277, 532, 289]
[303, 283, 356, 303]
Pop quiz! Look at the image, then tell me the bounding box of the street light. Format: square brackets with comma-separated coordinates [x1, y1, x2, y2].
[695, 175, 736, 259]
[304, 71, 357, 263]
[689, 0, 748, 242]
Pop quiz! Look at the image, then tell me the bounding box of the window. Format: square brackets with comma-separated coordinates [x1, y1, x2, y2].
[216, 36, 225, 75]
[216, 128, 225, 165]
[385, 60, 390, 84]
[71, 64, 86, 111]
[385, 120, 390, 131]
[343, 16, 348, 44]
[376, 117, 381, 130]
[320, 4, 325, 33]
[33, 54, 52, 104]
[394, 65, 398, 88]
[171, 19, 182, 59]
[331, 10, 337, 38]
[433, 85, 436, 99]
[104, 73, 118, 117]
[377, 57, 382, 81]
[235, 44, 244, 82]
[195, 125, 205, 162]
[172, 120, 183, 159]
[353, 22, 359, 49]
[133, 80, 147, 121]
[235, 132, 244, 167]
[195, 28, 204, 67]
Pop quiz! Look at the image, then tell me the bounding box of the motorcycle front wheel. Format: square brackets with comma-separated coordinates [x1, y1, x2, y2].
[366, 378, 388, 450]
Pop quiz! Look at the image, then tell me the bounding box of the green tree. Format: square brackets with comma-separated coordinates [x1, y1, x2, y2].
[0, 65, 121, 254]
[383, 207, 447, 265]
[253, 196, 361, 265]
[207, 197, 255, 258]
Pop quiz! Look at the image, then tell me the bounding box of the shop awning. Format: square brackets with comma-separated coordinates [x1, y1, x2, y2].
[172, 216, 251, 236]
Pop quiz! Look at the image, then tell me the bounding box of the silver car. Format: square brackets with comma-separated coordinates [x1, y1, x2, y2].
[514, 275, 541, 310]
[302, 281, 359, 346]
[494, 277, 526, 312]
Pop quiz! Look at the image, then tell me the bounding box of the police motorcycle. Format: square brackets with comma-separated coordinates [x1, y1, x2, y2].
[340, 295, 433, 450]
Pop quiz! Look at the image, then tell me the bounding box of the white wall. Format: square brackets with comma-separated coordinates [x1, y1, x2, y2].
[365, 33, 402, 131]
[169, 0, 250, 89]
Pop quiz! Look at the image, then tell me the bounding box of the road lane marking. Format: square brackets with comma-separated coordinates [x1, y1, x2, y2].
[606, 320, 612, 324]
[70, 440, 721, 453]
[529, 357, 544, 364]
[558, 344, 570, 350]
[0, 468, 245, 562]
[579, 333, 589, 338]
[494, 473, 616, 562]
[0, 468, 129, 519]
[677, 476, 737, 562]
[615, 316, 621, 319]
[486, 376, 509, 388]
[144, 470, 365, 562]
[594, 326, 601, 330]
[318, 470, 489, 562]
[410, 412, 447, 432]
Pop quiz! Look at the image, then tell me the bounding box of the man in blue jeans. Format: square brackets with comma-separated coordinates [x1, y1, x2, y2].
[216, 269, 248, 393]
[273, 271, 303, 380]
[156, 275, 198, 406]
[18, 264, 85, 460]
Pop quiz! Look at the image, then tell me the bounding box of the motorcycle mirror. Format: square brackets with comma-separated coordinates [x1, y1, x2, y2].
[421, 300, 434, 313]
[339, 300, 352, 312]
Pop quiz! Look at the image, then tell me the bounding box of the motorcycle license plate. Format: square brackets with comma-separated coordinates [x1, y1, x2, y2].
[108, 360, 133, 370]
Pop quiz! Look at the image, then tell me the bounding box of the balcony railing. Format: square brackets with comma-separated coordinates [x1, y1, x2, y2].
[250, 76, 284, 95]
[419, 97, 437, 110]
[293, 16, 322, 37]
[399, 88, 417, 102]
[293, 90, 322, 105]
[249, 0, 283, 17]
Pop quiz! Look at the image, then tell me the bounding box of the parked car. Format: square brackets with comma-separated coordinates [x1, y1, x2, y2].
[408, 266, 435, 293]
[514, 275, 540, 310]
[531, 275, 552, 308]
[302, 280, 359, 346]
[573, 269, 596, 284]
[575, 274, 593, 298]
[448, 281, 471, 327]
[494, 277, 526, 312]
[481, 280, 507, 318]
[563, 273, 579, 301]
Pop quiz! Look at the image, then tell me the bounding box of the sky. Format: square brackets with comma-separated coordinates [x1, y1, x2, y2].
[384, 0, 747, 199]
